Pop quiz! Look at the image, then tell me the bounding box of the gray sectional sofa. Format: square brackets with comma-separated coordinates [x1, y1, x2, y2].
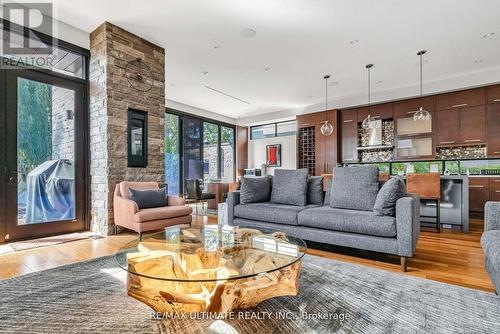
[227, 166, 421, 271]
[481, 201, 500, 293]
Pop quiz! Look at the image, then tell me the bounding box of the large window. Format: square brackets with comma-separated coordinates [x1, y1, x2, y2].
[164, 109, 236, 195]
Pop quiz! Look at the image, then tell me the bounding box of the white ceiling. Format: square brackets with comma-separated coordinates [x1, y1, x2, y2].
[50, 0, 500, 123]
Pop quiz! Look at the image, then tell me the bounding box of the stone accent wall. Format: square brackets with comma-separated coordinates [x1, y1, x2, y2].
[89, 22, 165, 235]
[51, 86, 74, 160]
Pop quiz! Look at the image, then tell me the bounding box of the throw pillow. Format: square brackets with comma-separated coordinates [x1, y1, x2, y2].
[307, 176, 324, 205]
[373, 176, 406, 216]
[240, 176, 272, 204]
[330, 166, 379, 211]
[128, 188, 166, 209]
[271, 168, 309, 206]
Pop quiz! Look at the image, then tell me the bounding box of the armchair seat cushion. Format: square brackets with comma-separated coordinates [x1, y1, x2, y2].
[298, 206, 397, 237]
[135, 206, 192, 223]
[481, 230, 500, 271]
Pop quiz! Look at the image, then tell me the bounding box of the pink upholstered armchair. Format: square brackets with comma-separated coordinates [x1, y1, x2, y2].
[113, 181, 192, 239]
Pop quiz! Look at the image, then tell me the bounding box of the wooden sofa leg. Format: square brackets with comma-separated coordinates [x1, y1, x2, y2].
[400, 256, 408, 272]
[139, 232, 143, 241]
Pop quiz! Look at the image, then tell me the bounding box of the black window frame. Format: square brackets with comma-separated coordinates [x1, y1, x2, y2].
[165, 108, 236, 195]
[0, 19, 90, 241]
[250, 120, 297, 140]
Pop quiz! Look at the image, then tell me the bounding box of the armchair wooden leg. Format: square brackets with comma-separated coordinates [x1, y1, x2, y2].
[400, 256, 408, 272]
[139, 232, 143, 241]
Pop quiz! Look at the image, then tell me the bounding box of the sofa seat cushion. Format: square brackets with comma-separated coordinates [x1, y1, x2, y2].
[298, 206, 397, 237]
[481, 230, 500, 270]
[234, 202, 317, 226]
[135, 206, 192, 223]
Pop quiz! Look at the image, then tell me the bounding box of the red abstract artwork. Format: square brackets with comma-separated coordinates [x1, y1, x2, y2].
[266, 144, 281, 167]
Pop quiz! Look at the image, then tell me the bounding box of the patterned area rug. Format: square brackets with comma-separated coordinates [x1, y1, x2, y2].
[0, 254, 499, 333]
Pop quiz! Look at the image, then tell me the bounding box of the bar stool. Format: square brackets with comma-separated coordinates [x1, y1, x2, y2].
[406, 173, 441, 232]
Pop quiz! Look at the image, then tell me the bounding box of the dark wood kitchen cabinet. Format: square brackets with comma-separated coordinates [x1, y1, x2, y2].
[469, 177, 490, 212]
[487, 103, 500, 157]
[437, 88, 485, 110]
[459, 105, 486, 144]
[486, 85, 500, 104]
[296, 113, 316, 129]
[340, 109, 358, 163]
[436, 109, 460, 146]
[315, 110, 338, 175]
[394, 96, 435, 116]
[436, 104, 486, 147]
[357, 103, 394, 121]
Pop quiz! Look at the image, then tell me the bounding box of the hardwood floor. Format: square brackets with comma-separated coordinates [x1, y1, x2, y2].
[0, 215, 494, 292]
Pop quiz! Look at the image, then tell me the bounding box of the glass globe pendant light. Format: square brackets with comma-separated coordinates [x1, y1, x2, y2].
[413, 50, 431, 122]
[361, 64, 376, 129]
[320, 74, 334, 136]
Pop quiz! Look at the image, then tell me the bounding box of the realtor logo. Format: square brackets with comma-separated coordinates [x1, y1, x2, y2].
[1, 1, 53, 55]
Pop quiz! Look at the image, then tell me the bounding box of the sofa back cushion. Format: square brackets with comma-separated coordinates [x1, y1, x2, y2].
[307, 176, 324, 205]
[129, 187, 166, 209]
[330, 166, 379, 211]
[271, 168, 309, 206]
[373, 176, 406, 216]
[240, 176, 272, 204]
[324, 179, 332, 206]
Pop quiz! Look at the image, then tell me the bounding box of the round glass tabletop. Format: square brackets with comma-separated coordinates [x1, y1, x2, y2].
[115, 225, 306, 282]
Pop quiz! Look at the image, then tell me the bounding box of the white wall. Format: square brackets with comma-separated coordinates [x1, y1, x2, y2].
[248, 135, 296, 175]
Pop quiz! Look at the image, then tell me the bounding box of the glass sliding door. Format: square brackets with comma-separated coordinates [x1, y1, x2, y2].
[3, 69, 86, 241]
[203, 122, 219, 182]
[221, 126, 235, 182]
[165, 113, 180, 195]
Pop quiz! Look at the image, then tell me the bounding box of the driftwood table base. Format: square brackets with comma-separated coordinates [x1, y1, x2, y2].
[121, 228, 304, 313]
[127, 260, 301, 313]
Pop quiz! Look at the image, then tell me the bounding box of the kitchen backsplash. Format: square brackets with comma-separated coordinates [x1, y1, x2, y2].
[436, 146, 486, 160]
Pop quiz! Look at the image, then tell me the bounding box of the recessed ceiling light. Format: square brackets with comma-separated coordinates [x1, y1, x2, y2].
[240, 28, 257, 39]
[264, 67, 271, 72]
[202, 70, 209, 75]
[474, 59, 484, 64]
[349, 39, 359, 45]
[483, 32, 495, 38]
[213, 45, 222, 49]
[328, 81, 339, 86]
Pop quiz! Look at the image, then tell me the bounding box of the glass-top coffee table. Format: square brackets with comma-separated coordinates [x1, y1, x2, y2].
[116, 225, 306, 313]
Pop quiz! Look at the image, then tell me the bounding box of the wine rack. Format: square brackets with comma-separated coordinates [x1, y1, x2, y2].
[298, 126, 316, 175]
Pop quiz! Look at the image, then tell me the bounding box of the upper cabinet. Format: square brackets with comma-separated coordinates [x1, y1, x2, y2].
[487, 104, 500, 157]
[340, 109, 358, 163]
[357, 103, 394, 121]
[296, 113, 316, 129]
[437, 88, 485, 110]
[436, 109, 460, 146]
[486, 85, 500, 104]
[435, 88, 487, 147]
[459, 105, 486, 144]
[394, 96, 435, 116]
